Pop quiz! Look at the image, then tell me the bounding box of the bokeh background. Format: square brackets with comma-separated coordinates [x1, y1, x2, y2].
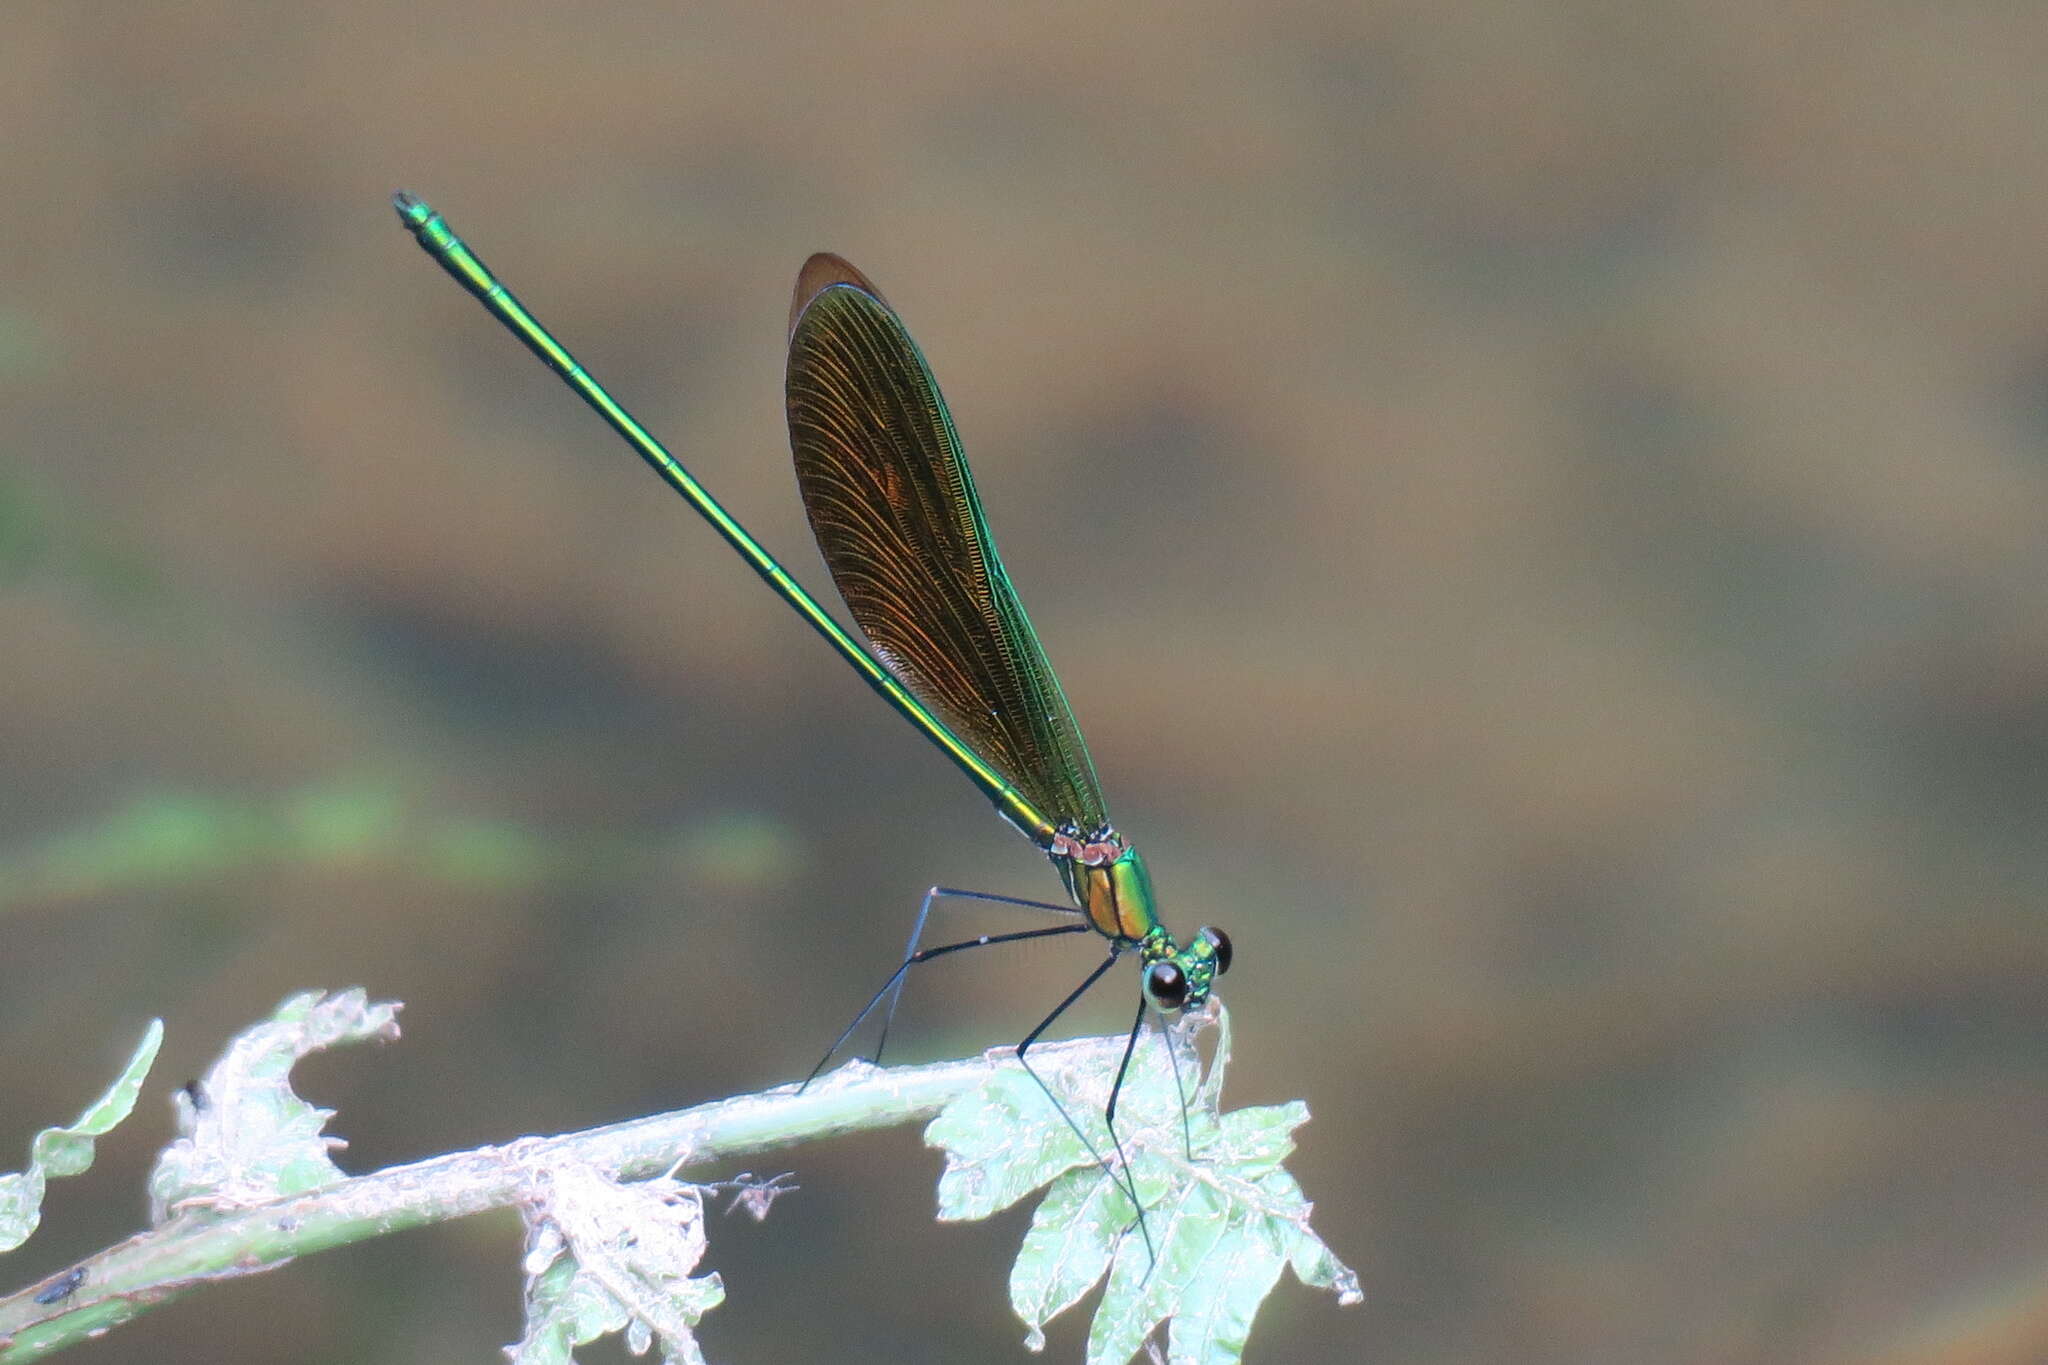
[4, 3, 2046, 1362]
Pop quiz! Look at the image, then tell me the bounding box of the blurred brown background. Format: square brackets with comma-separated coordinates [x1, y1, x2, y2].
[4, 3, 2046, 1362]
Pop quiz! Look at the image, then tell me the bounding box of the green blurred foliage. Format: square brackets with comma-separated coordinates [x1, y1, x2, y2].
[0, 784, 566, 911]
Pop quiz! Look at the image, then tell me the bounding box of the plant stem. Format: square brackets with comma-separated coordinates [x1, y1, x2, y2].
[0, 1041, 1109, 1362]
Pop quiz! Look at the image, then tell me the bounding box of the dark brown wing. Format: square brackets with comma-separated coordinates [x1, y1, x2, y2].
[785, 254, 1108, 834]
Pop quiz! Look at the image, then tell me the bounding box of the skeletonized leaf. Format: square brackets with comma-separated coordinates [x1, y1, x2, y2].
[509, 1163, 725, 1365]
[147, 989, 400, 1220]
[0, 1019, 162, 1252]
[925, 1004, 1360, 1364]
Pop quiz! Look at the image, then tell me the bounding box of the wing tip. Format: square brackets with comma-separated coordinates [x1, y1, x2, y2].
[789, 252, 887, 336]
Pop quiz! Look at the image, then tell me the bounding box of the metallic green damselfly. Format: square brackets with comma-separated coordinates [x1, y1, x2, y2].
[393, 194, 1232, 1242]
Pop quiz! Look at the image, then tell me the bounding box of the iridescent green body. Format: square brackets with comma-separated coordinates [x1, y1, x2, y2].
[391, 194, 1227, 1014]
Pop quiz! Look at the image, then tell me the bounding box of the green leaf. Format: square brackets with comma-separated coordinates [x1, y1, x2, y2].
[930, 1067, 1095, 1221]
[146, 989, 401, 1221]
[0, 1020, 163, 1252]
[508, 1164, 725, 1365]
[1008, 1145, 1134, 1340]
[925, 1003, 1361, 1364]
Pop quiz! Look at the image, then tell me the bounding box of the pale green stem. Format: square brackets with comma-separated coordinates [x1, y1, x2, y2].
[0, 1040, 1108, 1363]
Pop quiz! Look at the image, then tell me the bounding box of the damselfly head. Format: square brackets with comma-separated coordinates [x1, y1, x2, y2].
[1141, 925, 1232, 1011]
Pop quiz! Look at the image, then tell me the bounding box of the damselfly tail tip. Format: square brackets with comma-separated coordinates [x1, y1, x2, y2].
[390, 191, 431, 227]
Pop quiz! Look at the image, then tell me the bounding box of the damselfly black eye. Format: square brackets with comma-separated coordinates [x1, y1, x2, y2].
[1201, 926, 1233, 976]
[1145, 961, 1189, 1009]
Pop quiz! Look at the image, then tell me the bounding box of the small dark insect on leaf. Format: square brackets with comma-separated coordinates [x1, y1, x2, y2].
[33, 1268, 85, 1305]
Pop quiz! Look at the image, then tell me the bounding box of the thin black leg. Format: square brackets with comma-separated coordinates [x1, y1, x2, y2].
[1102, 993, 1149, 1141]
[1016, 947, 1124, 1055]
[1158, 1005, 1196, 1160]
[800, 921, 1093, 1090]
[1099, 994, 1154, 1261]
[873, 886, 1085, 1066]
[1014, 952, 1160, 1269]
